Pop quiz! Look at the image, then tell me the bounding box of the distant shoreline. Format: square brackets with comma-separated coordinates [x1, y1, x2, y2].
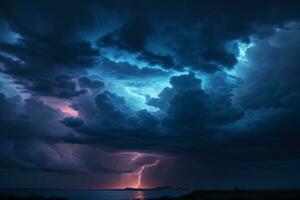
[149, 190, 300, 200]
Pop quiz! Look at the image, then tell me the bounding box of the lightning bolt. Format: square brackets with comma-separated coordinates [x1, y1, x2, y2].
[130, 152, 142, 164]
[122, 152, 161, 189]
[135, 160, 160, 189]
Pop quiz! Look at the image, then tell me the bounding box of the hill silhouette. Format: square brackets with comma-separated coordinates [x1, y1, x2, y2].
[150, 190, 300, 200]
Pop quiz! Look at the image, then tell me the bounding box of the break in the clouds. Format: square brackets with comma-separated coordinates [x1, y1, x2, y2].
[1, 0, 300, 189]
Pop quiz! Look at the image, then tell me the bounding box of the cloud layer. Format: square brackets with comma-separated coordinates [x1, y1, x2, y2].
[1, 0, 300, 189]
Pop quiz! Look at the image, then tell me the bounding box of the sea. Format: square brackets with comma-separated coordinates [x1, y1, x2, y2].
[0, 188, 189, 200]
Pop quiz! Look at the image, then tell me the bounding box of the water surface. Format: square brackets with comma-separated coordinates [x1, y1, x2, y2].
[0, 189, 189, 200]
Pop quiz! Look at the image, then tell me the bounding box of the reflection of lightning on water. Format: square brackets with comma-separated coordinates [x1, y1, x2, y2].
[135, 160, 160, 188]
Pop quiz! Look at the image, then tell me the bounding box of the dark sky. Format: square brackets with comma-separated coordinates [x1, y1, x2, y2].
[1, 0, 300, 189]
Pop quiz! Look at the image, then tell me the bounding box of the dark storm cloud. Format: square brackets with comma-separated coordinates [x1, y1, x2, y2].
[78, 77, 104, 90]
[99, 17, 150, 53]
[60, 117, 84, 128]
[201, 49, 237, 68]
[97, 0, 300, 72]
[63, 26, 300, 164]
[147, 73, 243, 133]
[60, 73, 241, 154]
[1, 0, 300, 188]
[0, 93, 85, 173]
[98, 17, 176, 69]
[226, 27, 300, 154]
[1, 0, 300, 99]
[0, 35, 98, 98]
[0, 93, 67, 140]
[66, 91, 162, 145]
[97, 58, 168, 79]
[0, 0, 101, 99]
[0, 93, 151, 175]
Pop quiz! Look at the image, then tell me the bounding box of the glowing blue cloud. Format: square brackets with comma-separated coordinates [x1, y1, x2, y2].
[225, 40, 254, 77]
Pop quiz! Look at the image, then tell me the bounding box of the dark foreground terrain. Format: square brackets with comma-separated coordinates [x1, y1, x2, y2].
[151, 190, 300, 200]
[1, 190, 300, 200]
[0, 195, 67, 200]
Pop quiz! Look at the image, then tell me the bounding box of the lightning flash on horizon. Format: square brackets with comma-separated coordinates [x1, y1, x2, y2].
[135, 160, 160, 189]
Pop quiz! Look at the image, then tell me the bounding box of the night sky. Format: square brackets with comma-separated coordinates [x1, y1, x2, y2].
[1, 0, 300, 190]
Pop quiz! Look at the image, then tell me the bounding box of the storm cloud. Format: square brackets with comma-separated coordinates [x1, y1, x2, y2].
[1, 0, 300, 189]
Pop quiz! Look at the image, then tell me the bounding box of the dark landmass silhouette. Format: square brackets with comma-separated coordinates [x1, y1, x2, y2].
[0, 195, 67, 200]
[149, 190, 300, 200]
[1, 189, 300, 200]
